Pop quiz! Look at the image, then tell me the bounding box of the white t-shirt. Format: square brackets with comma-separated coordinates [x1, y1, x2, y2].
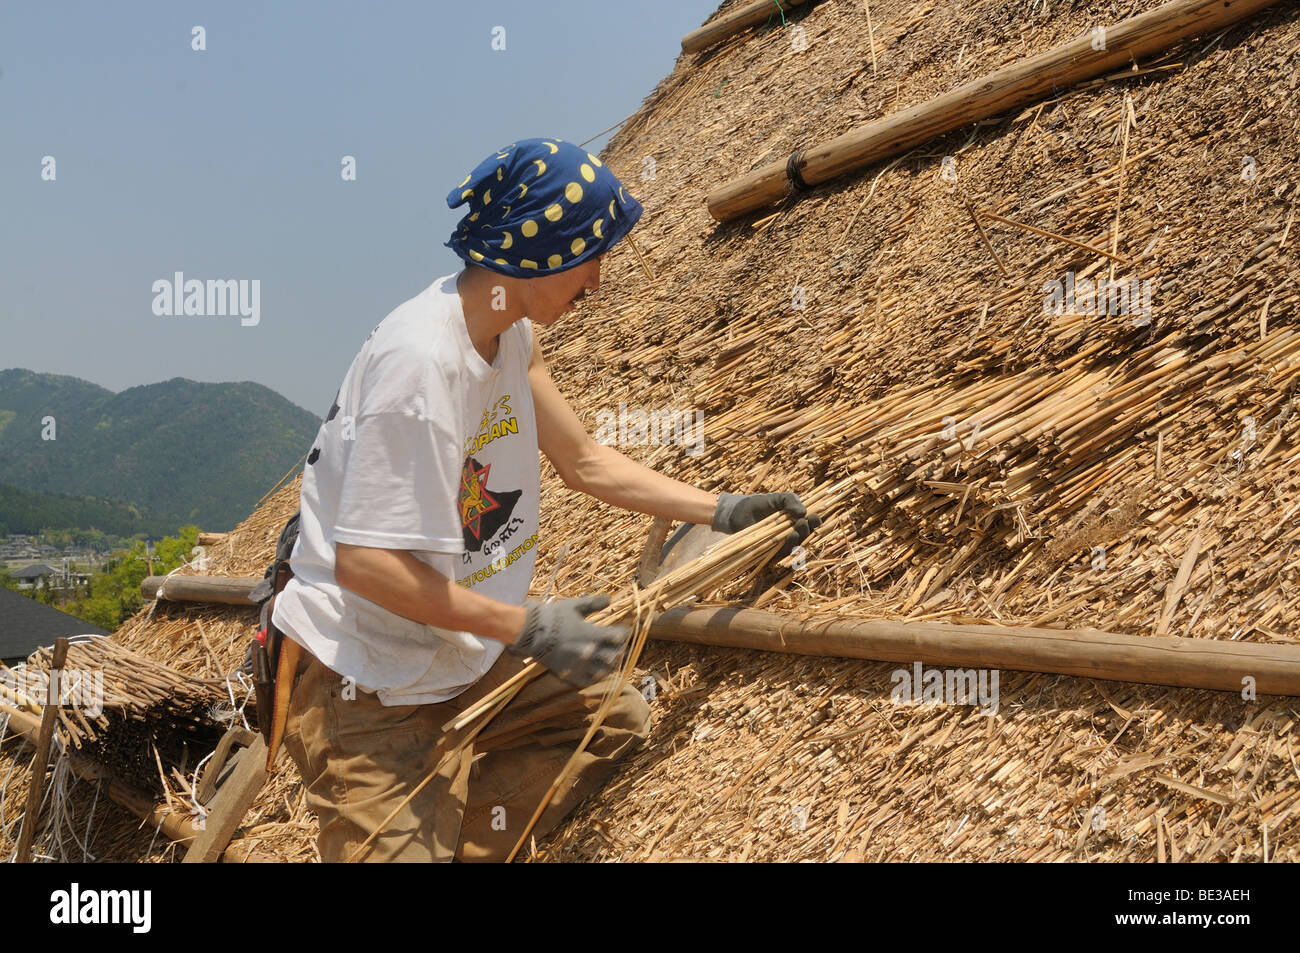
[271, 272, 541, 705]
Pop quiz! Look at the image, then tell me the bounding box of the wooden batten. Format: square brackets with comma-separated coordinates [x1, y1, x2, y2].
[706, 0, 1285, 221]
[141, 574, 264, 605]
[682, 0, 814, 54]
[650, 606, 1300, 696]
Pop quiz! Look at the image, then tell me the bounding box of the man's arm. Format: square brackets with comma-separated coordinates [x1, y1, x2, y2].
[333, 544, 625, 683]
[334, 544, 526, 644]
[528, 340, 717, 523]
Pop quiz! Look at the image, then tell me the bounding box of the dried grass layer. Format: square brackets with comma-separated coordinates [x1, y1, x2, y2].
[3, 0, 1300, 861]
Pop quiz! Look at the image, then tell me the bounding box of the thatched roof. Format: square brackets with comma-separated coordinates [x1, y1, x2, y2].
[3, 0, 1298, 862]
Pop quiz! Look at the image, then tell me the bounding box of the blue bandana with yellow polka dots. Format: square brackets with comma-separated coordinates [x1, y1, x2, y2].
[445, 138, 643, 277]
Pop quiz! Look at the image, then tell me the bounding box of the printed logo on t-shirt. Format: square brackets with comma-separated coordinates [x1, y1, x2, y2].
[458, 455, 522, 552]
[464, 395, 518, 456]
[455, 388, 537, 589]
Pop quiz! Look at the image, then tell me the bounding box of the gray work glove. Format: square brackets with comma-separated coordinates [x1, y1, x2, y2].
[711, 491, 822, 557]
[509, 594, 627, 687]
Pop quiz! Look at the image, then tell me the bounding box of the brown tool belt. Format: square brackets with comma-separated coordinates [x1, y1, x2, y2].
[251, 561, 294, 746]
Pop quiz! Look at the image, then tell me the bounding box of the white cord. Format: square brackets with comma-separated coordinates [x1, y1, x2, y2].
[0, 712, 16, 860]
[223, 670, 254, 731]
[138, 552, 201, 629]
[144, 800, 166, 858]
[187, 748, 218, 835]
[82, 777, 103, 862]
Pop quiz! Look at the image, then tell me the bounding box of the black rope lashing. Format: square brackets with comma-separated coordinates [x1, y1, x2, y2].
[786, 147, 813, 192]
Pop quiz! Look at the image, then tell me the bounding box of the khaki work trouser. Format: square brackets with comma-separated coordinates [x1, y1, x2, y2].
[281, 639, 650, 862]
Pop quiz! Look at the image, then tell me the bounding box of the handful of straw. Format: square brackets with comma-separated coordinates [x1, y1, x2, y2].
[347, 478, 852, 861]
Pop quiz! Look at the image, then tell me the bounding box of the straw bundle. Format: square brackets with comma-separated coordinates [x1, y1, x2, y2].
[2, 639, 229, 795]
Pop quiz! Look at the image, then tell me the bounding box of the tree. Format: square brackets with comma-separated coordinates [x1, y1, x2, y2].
[55, 525, 202, 630]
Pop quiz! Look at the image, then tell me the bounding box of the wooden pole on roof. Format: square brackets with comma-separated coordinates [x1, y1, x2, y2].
[706, 0, 1285, 221]
[15, 637, 69, 862]
[682, 0, 814, 54]
[649, 606, 1300, 696]
[126, 572, 1300, 694]
[141, 574, 263, 605]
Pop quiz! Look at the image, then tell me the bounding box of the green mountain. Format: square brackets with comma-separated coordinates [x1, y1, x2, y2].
[0, 369, 319, 532]
[0, 481, 173, 539]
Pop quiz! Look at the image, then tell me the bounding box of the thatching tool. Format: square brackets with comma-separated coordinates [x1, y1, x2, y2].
[636, 516, 731, 587]
[195, 725, 261, 805]
[184, 725, 268, 863]
[264, 637, 302, 770]
[261, 542, 301, 771]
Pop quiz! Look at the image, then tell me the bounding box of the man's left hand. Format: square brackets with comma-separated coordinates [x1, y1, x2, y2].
[711, 491, 822, 557]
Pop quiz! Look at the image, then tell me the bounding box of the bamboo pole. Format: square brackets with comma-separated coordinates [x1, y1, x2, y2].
[649, 606, 1300, 696]
[706, 0, 1283, 220]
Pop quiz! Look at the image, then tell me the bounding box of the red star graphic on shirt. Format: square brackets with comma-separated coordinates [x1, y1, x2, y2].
[459, 457, 500, 540]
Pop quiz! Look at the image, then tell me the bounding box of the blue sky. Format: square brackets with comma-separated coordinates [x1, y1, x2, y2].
[0, 0, 720, 415]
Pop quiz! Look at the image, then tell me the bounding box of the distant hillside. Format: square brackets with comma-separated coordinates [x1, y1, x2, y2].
[0, 369, 319, 531]
[0, 480, 174, 539]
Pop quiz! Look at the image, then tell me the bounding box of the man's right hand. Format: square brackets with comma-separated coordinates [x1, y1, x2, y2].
[508, 594, 627, 687]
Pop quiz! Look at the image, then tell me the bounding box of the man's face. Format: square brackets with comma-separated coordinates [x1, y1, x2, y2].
[523, 254, 603, 325]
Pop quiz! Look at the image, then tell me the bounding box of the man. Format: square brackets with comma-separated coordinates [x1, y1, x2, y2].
[272, 138, 819, 862]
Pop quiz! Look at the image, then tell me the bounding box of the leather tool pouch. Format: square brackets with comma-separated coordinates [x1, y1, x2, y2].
[247, 511, 300, 743]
